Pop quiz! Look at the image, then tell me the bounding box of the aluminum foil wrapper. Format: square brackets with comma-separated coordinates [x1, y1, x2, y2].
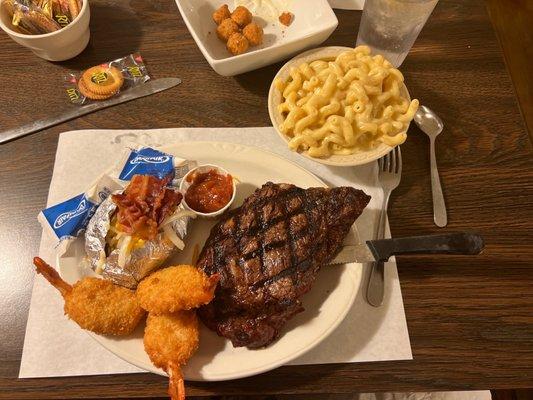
[85, 196, 189, 289]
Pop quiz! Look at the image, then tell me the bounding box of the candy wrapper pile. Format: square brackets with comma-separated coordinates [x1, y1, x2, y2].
[39, 146, 197, 289]
[2, 0, 83, 34]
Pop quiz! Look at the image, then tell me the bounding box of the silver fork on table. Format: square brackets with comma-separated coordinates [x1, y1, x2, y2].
[366, 146, 402, 307]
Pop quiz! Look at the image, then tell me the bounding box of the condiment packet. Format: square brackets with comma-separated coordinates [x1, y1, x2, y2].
[39, 146, 195, 253]
[112, 146, 195, 183]
[64, 54, 150, 105]
[39, 174, 121, 252]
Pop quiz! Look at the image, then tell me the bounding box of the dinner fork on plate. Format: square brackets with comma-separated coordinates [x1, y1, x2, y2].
[366, 146, 402, 307]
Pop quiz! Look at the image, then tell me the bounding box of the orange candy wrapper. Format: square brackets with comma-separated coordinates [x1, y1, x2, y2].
[3, 0, 83, 34]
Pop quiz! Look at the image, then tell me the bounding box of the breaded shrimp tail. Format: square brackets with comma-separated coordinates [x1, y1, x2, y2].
[33, 256, 145, 336]
[207, 273, 220, 290]
[167, 362, 185, 400]
[144, 312, 199, 400]
[33, 257, 72, 297]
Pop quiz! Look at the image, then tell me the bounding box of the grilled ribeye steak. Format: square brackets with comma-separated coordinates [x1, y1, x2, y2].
[197, 182, 371, 348]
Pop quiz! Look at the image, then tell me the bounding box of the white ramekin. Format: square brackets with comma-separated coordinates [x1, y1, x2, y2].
[0, 0, 90, 61]
[179, 164, 237, 219]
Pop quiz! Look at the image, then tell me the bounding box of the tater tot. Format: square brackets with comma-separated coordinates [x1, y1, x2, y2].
[212, 4, 231, 25]
[226, 32, 249, 55]
[231, 5, 252, 27]
[243, 22, 263, 46]
[279, 11, 293, 27]
[216, 18, 239, 42]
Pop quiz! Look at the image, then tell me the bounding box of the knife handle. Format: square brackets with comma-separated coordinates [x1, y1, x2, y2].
[366, 232, 484, 262]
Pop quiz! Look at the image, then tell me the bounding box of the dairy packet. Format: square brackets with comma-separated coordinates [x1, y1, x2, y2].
[39, 146, 196, 260]
[113, 146, 193, 184]
[39, 174, 122, 251]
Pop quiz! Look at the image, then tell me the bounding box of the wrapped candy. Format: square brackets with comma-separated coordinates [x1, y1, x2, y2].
[3, 0, 83, 35]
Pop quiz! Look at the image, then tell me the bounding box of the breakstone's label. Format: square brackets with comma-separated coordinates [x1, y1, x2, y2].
[119, 147, 175, 181]
[42, 194, 97, 240]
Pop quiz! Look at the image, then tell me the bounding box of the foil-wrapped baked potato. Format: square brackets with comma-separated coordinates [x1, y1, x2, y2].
[85, 175, 192, 289]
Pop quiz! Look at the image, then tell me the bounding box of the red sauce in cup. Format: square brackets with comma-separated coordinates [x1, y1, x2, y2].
[185, 169, 233, 213]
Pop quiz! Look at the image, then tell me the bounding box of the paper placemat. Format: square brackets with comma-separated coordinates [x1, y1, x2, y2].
[19, 127, 411, 379]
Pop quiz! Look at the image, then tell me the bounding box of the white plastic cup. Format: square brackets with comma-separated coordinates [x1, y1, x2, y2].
[356, 0, 438, 67]
[0, 0, 90, 61]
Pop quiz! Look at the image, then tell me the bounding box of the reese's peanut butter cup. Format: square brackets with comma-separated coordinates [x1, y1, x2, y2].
[81, 65, 124, 96]
[78, 78, 115, 100]
[68, 0, 80, 19]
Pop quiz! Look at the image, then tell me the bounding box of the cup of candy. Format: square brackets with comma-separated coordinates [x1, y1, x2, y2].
[0, 0, 90, 61]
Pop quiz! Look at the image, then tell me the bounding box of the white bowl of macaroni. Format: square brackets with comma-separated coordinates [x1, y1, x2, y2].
[268, 46, 419, 166]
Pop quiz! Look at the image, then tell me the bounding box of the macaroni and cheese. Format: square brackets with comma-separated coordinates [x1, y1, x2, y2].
[275, 46, 419, 157]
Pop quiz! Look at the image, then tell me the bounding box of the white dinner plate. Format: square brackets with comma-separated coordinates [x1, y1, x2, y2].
[57, 141, 363, 381]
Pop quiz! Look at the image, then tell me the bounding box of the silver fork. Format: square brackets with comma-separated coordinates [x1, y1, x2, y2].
[366, 146, 402, 307]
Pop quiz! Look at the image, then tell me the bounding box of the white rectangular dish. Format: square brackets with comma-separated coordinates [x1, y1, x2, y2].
[175, 0, 338, 76]
[327, 0, 364, 10]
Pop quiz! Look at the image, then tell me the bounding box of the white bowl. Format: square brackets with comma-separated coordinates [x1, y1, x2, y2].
[179, 164, 237, 218]
[0, 0, 90, 61]
[174, 0, 338, 76]
[268, 46, 413, 167]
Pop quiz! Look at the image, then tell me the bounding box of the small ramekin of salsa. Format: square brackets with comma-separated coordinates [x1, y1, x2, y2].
[180, 164, 236, 217]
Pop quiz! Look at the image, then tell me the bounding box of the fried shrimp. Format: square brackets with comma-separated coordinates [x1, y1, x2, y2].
[33, 257, 145, 335]
[144, 311, 199, 400]
[136, 265, 219, 314]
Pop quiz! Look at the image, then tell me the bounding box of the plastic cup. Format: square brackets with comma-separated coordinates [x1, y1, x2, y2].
[356, 0, 438, 67]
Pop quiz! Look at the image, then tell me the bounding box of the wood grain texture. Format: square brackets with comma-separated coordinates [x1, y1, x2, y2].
[486, 0, 533, 142]
[0, 0, 532, 398]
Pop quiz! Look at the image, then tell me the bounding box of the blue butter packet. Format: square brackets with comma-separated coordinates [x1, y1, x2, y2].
[118, 147, 176, 181]
[39, 174, 122, 243]
[41, 194, 98, 240]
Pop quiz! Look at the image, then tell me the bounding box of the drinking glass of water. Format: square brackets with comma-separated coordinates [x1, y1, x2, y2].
[356, 0, 439, 67]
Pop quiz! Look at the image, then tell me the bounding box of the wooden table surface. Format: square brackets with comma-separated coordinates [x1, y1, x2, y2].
[1, 0, 532, 398]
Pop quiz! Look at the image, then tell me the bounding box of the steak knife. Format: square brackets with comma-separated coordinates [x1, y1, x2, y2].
[0, 77, 182, 145]
[329, 232, 484, 265]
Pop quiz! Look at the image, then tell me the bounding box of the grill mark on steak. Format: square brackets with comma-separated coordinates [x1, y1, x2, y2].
[197, 182, 370, 348]
[251, 191, 318, 291]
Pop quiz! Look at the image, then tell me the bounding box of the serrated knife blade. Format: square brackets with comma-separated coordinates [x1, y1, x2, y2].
[0, 77, 182, 145]
[329, 232, 485, 265]
[329, 244, 378, 264]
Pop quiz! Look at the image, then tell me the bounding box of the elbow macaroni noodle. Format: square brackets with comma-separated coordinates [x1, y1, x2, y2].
[275, 46, 419, 157]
